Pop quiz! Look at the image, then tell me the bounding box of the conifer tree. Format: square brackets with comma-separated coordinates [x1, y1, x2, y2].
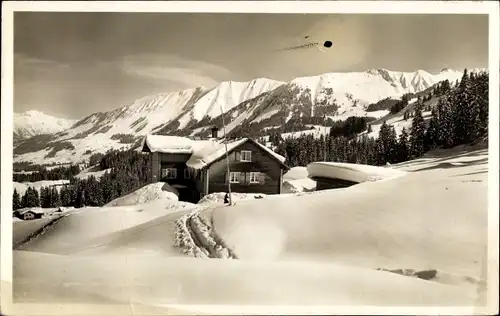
[397, 127, 410, 162]
[40, 186, 49, 208]
[425, 107, 440, 150]
[409, 106, 426, 158]
[51, 187, 62, 207]
[453, 69, 473, 145]
[13, 189, 21, 210]
[437, 96, 455, 148]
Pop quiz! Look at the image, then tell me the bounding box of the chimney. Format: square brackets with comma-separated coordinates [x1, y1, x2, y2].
[211, 126, 219, 139]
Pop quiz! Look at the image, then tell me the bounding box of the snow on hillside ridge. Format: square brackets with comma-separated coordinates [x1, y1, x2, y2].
[13, 180, 70, 197]
[14, 110, 78, 139]
[176, 78, 284, 129]
[74, 165, 111, 180]
[13, 68, 486, 166]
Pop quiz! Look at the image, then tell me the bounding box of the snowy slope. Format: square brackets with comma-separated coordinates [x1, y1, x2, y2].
[13, 68, 482, 165]
[13, 180, 70, 197]
[10, 147, 492, 314]
[14, 110, 78, 139]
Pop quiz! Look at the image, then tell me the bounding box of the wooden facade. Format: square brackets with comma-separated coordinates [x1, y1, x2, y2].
[143, 138, 289, 203]
[206, 140, 286, 196]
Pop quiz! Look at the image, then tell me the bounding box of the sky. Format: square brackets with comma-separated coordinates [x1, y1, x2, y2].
[14, 12, 488, 119]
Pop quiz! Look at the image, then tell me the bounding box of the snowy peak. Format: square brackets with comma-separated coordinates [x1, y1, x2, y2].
[182, 77, 284, 123]
[14, 110, 78, 139]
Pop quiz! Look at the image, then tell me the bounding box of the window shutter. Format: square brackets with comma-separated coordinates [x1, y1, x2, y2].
[235, 151, 241, 161]
[245, 172, 251, 184]
[259, 172, 266, 184]
[225, 172, 229, 183]
[239, 172, 245, 184]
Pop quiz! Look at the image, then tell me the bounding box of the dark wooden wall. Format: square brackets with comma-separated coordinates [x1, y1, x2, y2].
[312, 176, 358, 191]
[207, 141, 283, 195]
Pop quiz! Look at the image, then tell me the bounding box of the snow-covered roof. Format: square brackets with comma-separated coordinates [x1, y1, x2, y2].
[141, 135, 196, 154]
[186, 138, 287, 170]
[15, 208, 46, 215]
[307, 162, 407, 183]
[186, 138, 248, 169]
[141, 135, 287, 170]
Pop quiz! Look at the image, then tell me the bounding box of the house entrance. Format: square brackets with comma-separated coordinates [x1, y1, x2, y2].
[177, 188, 200, 203]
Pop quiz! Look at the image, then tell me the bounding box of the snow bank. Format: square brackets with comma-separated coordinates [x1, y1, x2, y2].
[282, 167, 317, 193]
[283, 178, 317, 193]
[16, 202, 195, 256]
[283, 166, 309, 180]
[105, 182, 179, 207]
[307, 161, 407, 183]
[13, 217, 57, 248]
[198, 192, 266, 205]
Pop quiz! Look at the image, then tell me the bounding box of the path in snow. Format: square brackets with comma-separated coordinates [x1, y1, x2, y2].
[174, 206, 238, 259]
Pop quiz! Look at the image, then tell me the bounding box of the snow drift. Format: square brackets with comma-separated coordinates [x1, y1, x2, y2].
[104, 182, 179, 207]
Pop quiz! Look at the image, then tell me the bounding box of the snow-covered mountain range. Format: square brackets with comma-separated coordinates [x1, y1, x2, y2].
[14, 110, 78, 140]
[13, 68, 486, 165]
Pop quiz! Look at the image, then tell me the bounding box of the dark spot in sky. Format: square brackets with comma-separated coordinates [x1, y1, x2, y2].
[323, 41, 333, 48]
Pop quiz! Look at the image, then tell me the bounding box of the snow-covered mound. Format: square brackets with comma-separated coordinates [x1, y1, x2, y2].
[282, 167, 317, 193]
[283, 166, 309, 180]
[13, 179, 70, 196]
[307, 161, 407, 183]
[104, 182, 179, 207]
[282, 178, 317, 194]
[14, 110, 77, 139]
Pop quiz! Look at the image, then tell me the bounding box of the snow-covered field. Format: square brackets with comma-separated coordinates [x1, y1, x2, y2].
[8, 147, 495, 315]
[74, 165, 111, 180]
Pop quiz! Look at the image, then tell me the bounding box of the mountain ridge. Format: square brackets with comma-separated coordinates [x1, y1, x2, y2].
[13, 67, 487, 166]
[14, 110, 79, 140]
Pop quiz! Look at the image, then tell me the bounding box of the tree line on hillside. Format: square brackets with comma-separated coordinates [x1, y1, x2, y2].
[13, 149, 153, 210]
[13, 165, 81, 183]
[276, 69, 488, 168]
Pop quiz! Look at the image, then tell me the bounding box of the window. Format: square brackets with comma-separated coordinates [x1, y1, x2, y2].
[184, 168, 191, 179]
[229, 172, 240, 183]
[162, 168, 177, 179]
[241, 150, 252, 162]
[249, 172, 260, 183]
